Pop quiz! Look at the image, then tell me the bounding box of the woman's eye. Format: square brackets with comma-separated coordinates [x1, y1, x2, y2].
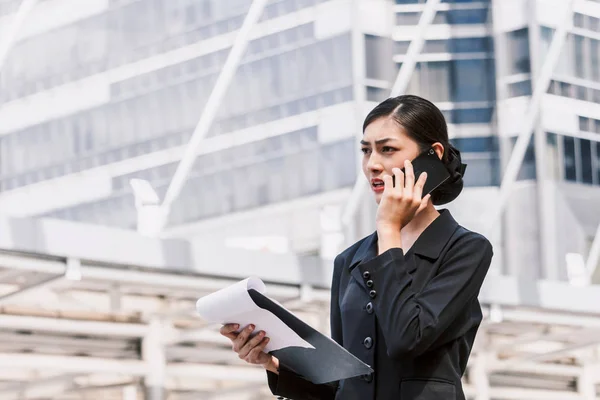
[382, 146, 395, 153]
[361, 148, 371, 155]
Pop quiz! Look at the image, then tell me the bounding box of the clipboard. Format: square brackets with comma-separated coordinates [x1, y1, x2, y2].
[196, 277, 373, 384]
[248, 288, 373, 384]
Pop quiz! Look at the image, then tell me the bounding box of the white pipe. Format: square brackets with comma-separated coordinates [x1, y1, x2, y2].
[0, 0, 38, 73]
[0, 353, 267, 381]
[166, 363, 265, 382]
[161, 0, 269, 214]
[0, 252, 322, 298]
[488, 387, 584, 400]
[481, 0, 575, 233]
[341, 0, 441, 229]
[0, 314, 148, 337]
[0, 353, 148, 376]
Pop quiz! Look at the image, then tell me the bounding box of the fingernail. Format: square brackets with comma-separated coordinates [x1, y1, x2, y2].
[249, 324, 255, 331]
[233, 324, 239, 329]
[259, 331, 265, 337]
[265, 337, 270, 342]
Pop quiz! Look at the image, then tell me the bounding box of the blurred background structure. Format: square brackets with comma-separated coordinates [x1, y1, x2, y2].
[0, 0, 599, 398]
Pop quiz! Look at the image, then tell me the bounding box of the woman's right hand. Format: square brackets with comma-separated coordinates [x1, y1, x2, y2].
[220, 323, 279, 373]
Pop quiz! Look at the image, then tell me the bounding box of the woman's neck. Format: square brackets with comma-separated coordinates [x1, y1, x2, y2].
[400, 204, 440, 249]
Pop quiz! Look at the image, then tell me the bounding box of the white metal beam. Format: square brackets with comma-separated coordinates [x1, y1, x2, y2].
[0, 314, 148, 337]
[0, 353, 267, 381]
[341, 0, 441, 234]
[0, 0, 37, 74]
[0, 374, 79, 400]
[0, 353, 148, 376]
[0, 252, 319, 299]
[481, 0, 576, 233]
[158, 0, 269, 226]
[488, 360, 582, 376]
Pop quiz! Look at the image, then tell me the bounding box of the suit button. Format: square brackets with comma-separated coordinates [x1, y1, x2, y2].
[366, 279, 374, 288]
[369, 290, 377, 298]
[363, 336, 373, 349]
[362, 373, 373, 383]
[362, 271, 370, 279]
[365, 302, 373, 314]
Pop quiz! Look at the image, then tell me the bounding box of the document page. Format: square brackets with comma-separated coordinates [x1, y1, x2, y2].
[196, 277, 314, 353]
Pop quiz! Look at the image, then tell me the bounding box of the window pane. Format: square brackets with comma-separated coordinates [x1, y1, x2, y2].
[445, 8, 490, 24]
[451, 136, 497, 152]
[580, 116, 591, 131]
[365, 35, 392, 80]
[508, 80, 532, 97]
[506, 28, 531, 74]
[563, 136, 577, 181]
[574, 35, 586, 78]
[450, 108, 494, 124]
[591, 39, 599, 82]
[596, 142, 600, 184]
[451, 59, 494, 102]
[581, 139, 593, 184]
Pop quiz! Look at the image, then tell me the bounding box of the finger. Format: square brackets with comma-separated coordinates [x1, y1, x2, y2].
[383, 174, 394, 195]
[413, 172, 427, 202]
[220, 323, 240, 340]
[392, 168, 404, 194]
[233, 324, 255, 352]
[404, 160, 415, 191]
[238, 330, 266, 359]
[246, 337, 271, 364]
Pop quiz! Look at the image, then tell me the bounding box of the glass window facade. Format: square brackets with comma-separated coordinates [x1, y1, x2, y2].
[0, 0, 333, 103]
[41, 128, 357, 228]
[0, 27, 354, 191]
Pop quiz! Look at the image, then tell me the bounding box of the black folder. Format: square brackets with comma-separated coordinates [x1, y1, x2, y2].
[248, 288, 373, 384]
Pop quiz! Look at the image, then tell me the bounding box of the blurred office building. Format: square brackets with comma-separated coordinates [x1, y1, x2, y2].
[1, 0, 599, 279]
[0, 0, 600, 399]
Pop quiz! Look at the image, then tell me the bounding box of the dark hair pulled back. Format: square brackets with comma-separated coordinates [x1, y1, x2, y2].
[363, 95, 467, 205]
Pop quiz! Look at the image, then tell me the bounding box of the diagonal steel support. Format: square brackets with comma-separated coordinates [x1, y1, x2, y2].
[159, 0, 269, 220]
[586, 220, 600, 282]
[0, 274, 63, 305]
[0, 0, 38, 74]
[341, 0, 441, 233]
[481, 1, 575, 233]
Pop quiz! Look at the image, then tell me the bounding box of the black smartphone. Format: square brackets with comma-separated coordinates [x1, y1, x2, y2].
[394, 148, 451, 198]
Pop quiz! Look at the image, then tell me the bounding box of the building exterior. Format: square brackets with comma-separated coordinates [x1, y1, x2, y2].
[0, 0, 599, 272]
[1, 0, 600, 399]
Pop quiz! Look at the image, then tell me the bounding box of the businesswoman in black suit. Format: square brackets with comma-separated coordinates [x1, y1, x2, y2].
[220, 95, 493, 400]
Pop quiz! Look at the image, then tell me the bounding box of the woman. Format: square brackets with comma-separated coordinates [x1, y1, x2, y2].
[220, 95, 493, 400]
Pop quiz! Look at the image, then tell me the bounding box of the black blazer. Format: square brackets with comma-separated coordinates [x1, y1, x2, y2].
[268, 209, 493, 400]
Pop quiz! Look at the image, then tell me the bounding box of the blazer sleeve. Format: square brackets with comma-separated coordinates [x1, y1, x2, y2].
[265, 254, 345, 400]
[357, 232, 493, 359]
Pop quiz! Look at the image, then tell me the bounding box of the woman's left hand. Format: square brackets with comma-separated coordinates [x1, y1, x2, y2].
[375, 159, 431, 233]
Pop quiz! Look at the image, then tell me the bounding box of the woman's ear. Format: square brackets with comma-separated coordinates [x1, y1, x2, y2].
[431, 142, 445, 160]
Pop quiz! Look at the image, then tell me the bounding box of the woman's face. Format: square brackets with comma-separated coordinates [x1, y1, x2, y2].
[361, 117, 422, 205]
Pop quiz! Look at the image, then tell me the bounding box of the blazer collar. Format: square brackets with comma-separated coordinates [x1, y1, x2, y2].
[348, 209, 459, 270]
[411, 209, 459, 260]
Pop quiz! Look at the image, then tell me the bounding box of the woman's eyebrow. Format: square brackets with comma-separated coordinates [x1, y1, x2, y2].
[360, 138, 396, 146]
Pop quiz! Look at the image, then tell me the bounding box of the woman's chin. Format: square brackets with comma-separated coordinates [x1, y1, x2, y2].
[373, 193, 382, 204]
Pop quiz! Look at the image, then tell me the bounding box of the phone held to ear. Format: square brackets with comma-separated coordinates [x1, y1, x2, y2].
[393, 148, 451, 199]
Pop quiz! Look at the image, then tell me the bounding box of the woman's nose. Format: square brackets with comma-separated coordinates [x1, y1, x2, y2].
[367, 153, 383, 172]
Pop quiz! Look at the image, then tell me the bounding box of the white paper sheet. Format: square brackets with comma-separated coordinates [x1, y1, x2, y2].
[196, 277, 314, 353]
